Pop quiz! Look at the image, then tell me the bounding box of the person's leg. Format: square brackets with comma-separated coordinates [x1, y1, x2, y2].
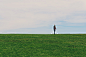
[54, 30, 55, 35]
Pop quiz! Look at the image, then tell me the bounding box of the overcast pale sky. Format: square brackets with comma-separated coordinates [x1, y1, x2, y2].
[0, 0, 86, 34]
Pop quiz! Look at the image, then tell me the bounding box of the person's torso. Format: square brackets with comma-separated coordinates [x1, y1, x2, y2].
[54, 25, 56, 29]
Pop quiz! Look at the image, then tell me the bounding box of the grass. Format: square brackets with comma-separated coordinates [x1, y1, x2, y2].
[0, 34, 86, 57]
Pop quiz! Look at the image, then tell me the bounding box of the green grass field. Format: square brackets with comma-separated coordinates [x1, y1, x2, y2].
[0, 34, 86, 57]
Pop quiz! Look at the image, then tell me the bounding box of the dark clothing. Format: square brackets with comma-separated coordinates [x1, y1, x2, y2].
[53, 25, 56, 34]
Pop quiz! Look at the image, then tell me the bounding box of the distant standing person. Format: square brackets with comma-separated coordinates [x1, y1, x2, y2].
[53, 24, 56, 35]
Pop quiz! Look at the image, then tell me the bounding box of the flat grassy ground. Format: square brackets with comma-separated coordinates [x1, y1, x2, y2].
[0, 34, 86, 57]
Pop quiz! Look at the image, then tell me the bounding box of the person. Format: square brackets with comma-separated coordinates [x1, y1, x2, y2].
[53, 24, 56, 35]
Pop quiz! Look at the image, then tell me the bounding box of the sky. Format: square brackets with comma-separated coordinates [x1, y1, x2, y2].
[0, 0, 86, 34]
